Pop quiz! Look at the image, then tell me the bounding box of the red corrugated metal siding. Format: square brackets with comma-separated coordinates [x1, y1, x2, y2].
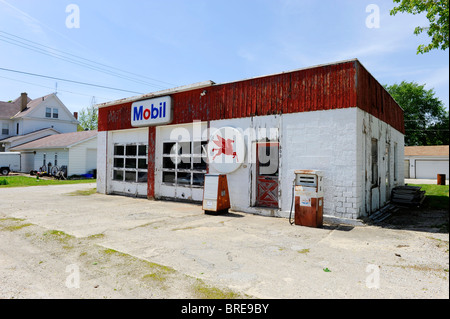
[99, 60, 402, 133]
[356, 63, 405, 133]
[98, 102, 133, 132]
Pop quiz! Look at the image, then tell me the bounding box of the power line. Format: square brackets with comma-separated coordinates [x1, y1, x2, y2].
[0, 34, 164, 89]
[0, 74, 113, 100]
[0, 67, 144, 95]
[0, 31, 178, 89]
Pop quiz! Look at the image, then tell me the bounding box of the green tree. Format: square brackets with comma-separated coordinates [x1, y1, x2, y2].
[78, 105, 98, 131]
[390, 0, 449, 54]
[384, 81, 449, 145]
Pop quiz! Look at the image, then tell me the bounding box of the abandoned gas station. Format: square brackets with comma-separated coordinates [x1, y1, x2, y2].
[95, 59, 405, 221]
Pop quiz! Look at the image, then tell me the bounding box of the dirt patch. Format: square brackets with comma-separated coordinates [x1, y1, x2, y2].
[0, 217, 245, 299]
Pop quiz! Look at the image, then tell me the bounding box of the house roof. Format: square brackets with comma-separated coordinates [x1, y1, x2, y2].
[0, 93, 53, 119]
[405, 145, 449, 157]
[11, 130, 97, 151]
[0, 94, 31, 118]
[0, 127, 60, 144]
[12, 94, 53, 118]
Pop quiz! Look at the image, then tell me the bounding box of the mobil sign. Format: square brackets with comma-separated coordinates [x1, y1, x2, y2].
[131, 96, 173, 127]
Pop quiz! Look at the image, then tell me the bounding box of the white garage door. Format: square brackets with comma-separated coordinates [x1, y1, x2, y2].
[108, 128, 148, 197]
[20, 152, 34, 173]
[155, 122, 208, 202]
[416, 160, 449, 179]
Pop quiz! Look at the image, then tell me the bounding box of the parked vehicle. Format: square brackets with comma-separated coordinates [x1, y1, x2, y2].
[0, 152, 21, 175]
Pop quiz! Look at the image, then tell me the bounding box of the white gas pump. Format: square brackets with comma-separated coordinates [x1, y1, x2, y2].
[289, 170, 324, 228]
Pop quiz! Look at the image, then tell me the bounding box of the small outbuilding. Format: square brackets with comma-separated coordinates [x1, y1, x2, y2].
[95, 59, 405, 220]
[11, 130, 97, 177]
[404, 145, 449, 179]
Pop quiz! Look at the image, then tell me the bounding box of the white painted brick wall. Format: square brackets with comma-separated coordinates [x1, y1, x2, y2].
[97, 106, 404, 221]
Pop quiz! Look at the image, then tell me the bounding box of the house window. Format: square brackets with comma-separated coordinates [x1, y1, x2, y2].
[46, 108, 52, 118]
[1, 123, 8, 135]
[371, 138, 378, 187]
[161, 140, 207, 187]
[16, 123, 19, 135]
[113, 143, 148, 183]
[53, 108, 59, 119]
[55, 154, 58, 166]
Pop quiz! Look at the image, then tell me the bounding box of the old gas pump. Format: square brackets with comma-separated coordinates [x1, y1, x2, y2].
[202, 174, 231, 214]
[291, 170, 324, 228]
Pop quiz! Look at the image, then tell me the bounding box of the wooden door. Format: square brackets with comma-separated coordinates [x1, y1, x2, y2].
[255, 142, 279, 208]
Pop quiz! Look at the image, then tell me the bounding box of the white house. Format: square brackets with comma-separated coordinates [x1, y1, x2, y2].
[11, 130, 98, 177]
[0, 92, 79, 152]
[404, 145, 449, 179]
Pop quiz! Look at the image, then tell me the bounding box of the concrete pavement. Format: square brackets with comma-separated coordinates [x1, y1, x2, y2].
[0, 183, 448, 298]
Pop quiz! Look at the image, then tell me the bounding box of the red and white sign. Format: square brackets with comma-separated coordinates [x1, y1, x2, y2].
[207, 127, 245, 174]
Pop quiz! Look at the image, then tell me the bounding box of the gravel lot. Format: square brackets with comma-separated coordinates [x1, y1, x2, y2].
[0, 183, 448, 299]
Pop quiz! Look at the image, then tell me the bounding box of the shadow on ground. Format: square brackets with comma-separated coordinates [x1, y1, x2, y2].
[369, 196, 449, 234]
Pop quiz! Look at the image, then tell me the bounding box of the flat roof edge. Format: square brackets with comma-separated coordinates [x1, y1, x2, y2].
[95, 80, 215, 109]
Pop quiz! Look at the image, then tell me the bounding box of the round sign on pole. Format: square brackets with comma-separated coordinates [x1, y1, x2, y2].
[207, 127, 246, 174]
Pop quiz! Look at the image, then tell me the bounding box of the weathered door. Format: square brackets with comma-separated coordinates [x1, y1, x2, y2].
[255, 142, 279, 208]
[370, 138, 380, 213]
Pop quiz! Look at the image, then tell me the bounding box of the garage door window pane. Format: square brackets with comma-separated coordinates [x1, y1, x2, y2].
[177, 172, 191, 185]
[126, 145, 137, 156]
[138, 171, 147, 183]
[163, 157, 176, 169]
[126, 158, 137, 169]
[163, 142, 175, 155]
[163, 172, 175, 183]
[138, 159, 147, 169]
[125, 171, 136, 182]
[114, 158, 124, 168]
[138, 145, 147, 156]
[193, 173, 205, 186]
[114, 145, 124, 156]
[113, 170, 123, 181]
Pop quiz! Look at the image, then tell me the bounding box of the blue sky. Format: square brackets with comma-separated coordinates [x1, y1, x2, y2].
[0, 0, 448, 114]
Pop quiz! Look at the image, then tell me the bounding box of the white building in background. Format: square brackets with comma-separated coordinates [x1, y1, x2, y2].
[10, 130, 97, 177]
[0, 92, 79, 152]
[404, 145, 449, 180]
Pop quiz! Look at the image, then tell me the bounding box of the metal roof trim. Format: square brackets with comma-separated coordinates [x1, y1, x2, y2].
[95, 80, 215, 109]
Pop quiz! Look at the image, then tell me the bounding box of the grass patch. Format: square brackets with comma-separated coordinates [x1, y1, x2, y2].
[100, 248, 176, 285]
[0, 176, 96, 188]
[192, 279, 242, 299]
[298, 248, 310, 254]
[0, 217, 33, 232]
[409, 184, 449, 210]
[43, 230, 74, 247]
[86, 233, 105, 240]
